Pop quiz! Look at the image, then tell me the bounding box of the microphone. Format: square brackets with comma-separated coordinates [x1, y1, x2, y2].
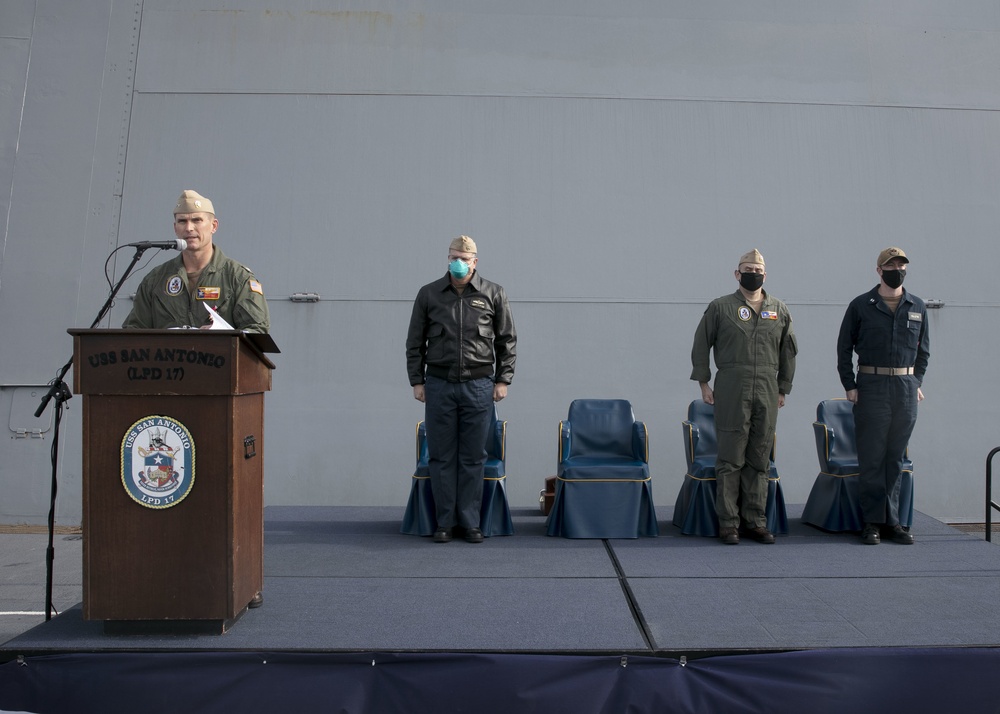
[126, 238, 188, 250]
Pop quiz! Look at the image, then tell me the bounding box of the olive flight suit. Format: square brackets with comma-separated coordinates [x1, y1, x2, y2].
[123, 246, 270, 333]
[691, 290, 797, 529]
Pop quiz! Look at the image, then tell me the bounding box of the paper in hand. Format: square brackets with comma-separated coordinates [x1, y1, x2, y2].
[203, 302, 235, 330]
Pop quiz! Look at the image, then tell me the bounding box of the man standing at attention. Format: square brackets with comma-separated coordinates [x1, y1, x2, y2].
[691, 249, 797, 545]
[123, 189, 270, 333]
[838, 247, 929, 545]
[406, 236, 516, 544]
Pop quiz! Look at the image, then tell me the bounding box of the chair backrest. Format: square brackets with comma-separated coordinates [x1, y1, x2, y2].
[815, 399, 857, 470]
[566, 399, 636, 458]
[684, 400, 717, 464]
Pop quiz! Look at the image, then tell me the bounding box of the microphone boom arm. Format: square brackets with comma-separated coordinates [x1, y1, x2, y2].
[34, 245, 149, 417]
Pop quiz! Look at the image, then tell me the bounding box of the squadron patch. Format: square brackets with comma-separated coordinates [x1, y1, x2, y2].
[166, 276, 183, 296]
[738, 306, 752, 321]
[197, 286, 220, 300]
[121, 416, 195, 509]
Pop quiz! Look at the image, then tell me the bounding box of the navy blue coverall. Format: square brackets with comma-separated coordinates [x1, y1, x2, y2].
[837, 286, 930, 527]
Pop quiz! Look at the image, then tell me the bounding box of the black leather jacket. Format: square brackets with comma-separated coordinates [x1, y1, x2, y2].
[406, 272, 516, 385]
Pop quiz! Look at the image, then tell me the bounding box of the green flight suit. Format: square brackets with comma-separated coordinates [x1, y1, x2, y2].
[122, 245, 270, 333]
[690, 290, 797, 529]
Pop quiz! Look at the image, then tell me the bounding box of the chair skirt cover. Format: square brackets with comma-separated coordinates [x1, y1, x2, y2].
[671, 476, 788, 536]
[545, 479, 658, 538]
[802, 472, 914, 532]
[898, 472, 914, 528]
[480, 477, 515, 536]
[671, 477, 717, 536]
[400, 476, 436, 536]
[801, 474, 864, 532]
[768, 478, 789, 535]
[400, 475, 514, 537]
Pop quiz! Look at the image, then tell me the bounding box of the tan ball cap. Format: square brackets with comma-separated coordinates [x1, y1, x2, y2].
[877, 247, 908, 266]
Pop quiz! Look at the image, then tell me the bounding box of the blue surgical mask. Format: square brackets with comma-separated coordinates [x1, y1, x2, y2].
[449, 259, 470, 279]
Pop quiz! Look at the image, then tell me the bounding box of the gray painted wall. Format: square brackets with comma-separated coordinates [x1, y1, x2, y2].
[1, 1, 998, 526]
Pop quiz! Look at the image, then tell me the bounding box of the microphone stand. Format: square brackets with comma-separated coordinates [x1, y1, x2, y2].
[34, 245, 154, 620]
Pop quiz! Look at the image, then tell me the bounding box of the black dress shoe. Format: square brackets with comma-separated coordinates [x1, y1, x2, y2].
[464, 527, 484, 544]
[433, 527, 452, 543]
[249, 592, 264, 609]
[889, 525, 915, 545]
[861, 523, 881, 545]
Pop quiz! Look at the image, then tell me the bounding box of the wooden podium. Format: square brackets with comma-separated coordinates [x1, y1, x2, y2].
[71, 329, 276, 633]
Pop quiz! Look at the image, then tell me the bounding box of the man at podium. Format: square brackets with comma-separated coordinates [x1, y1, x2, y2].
[122, 189, 270, 333]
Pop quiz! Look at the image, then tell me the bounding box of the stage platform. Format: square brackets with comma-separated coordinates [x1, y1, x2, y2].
[2, 505, 999, 712]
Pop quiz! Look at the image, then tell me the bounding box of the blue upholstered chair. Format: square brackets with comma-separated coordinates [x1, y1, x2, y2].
[545, 399, 659, 538]
[671, 400, 788, 536]
[400, 405, 514, 537]
[801, 399, 914, 532]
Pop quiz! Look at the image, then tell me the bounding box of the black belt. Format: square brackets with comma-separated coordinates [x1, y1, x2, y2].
[426, 364, 495, 382]
[858, 366, 914, 376]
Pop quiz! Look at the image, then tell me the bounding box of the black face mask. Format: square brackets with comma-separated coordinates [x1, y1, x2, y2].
[739, 271, 765, 291]
[881, 269, 905, 289]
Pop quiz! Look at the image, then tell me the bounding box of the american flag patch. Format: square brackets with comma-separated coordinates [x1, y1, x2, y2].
[249, 280, 263, 295]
